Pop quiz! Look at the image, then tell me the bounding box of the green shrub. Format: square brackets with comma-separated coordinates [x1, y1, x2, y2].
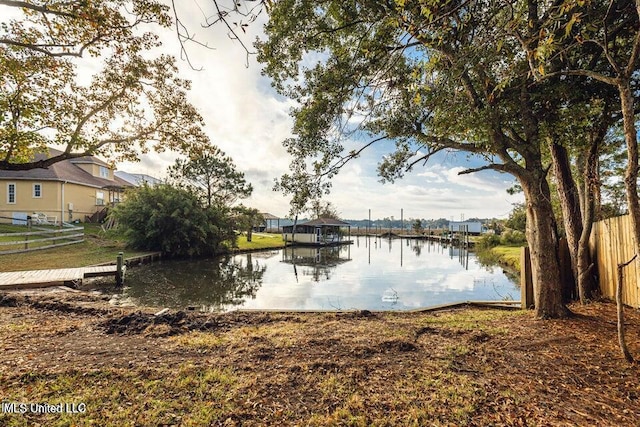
[499, 230, 527, 246]
[112, 185, 235, 257]
[477, 234, 501, 249]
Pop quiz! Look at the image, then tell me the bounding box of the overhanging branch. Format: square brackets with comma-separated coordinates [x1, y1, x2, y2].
[405, 146, 445, 171]
[319, 135, 387, 178]
[0, 0, 79, 19]
[457, 163, 512, 175]
[534, 68, 618, 87]
[0, 38, 82, 57]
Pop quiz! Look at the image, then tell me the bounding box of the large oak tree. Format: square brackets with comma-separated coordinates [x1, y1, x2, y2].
[257, 0, 596, 318]
[0, 0, 209, 169]
[525, 0, 640, 288]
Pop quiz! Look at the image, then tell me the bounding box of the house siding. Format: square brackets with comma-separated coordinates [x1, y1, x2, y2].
[0, 149, 127, 224]
[283, 233, 317, 244]
[63, 182, 108, 222]
[75, 163, 112, 180]
[0, 181, 60, 224]
[0, 181, 115, 224]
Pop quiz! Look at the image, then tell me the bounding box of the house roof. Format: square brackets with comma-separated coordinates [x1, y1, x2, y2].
[70, 155, 109, 167]
[299, 218, 351, 227]
[261, 212, 280, 220]
[0, 148, 125, 189]
[114, 171, 163, 187]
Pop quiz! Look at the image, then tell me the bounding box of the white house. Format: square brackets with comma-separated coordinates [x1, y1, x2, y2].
[448, 220, 483, 234]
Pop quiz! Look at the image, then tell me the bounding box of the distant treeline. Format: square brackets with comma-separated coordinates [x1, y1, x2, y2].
[274, 217, 489, 230]
[345, 218, 486, 230]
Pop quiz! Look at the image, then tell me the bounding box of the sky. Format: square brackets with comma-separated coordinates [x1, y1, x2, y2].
[2, 1, 524, 221]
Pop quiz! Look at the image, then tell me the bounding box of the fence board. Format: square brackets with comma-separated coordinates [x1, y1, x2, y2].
[0, 226, 83, 238]
[0, 226, 85, 255]
[0, 233, 84, 247]
[0, 239, 85, 255]
[590, 215, 639, 308]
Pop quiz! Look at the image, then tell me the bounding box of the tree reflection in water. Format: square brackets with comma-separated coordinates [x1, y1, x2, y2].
[123, 253, 267, 311]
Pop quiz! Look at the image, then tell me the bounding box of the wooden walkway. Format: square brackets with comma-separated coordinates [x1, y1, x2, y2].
[0, 265, 121, 290]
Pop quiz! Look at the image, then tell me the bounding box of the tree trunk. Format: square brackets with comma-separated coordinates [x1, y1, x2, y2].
[620, 83, 640, 259]
[549, 139, 599, 304]
[521, 171, 570, 318]
[513, 78, 568, 318]
[576, 138, 599, 303]
[291, 214, 298, 245]
[549, 141, 581, 300]
[617, 255, 636, 363]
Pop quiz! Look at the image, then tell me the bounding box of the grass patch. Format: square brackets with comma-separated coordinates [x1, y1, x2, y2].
[0, 365, 239, 427]
[476, 244, 523, 273]
[419, 308, 528, 334]
[490, 246, 522, 271]
[0, 224, 35, 234]
[171, 331, 229, 350]
[232, 233, 285, 251]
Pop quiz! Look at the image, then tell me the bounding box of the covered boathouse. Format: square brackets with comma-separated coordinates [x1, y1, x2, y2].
[282, 218, 352, 246]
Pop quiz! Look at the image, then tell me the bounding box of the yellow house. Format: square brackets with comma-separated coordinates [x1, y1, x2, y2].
[0, 149, 131, 225]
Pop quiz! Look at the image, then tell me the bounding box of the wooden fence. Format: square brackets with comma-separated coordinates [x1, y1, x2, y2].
[521, 215, 639, 309]
[589, 215, 639, 308]
[0, 226, 84, 255]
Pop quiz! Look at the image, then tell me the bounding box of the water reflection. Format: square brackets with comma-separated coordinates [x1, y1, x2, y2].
[113, 239, 519, 312]
[282, 246, 351, 282]
[121, 253, 268, 311]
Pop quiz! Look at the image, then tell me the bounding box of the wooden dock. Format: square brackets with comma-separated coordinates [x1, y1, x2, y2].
[0, 265, 123, 290]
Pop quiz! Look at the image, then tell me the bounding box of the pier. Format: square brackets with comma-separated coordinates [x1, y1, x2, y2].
[0, 265, 123, 290]
[0, 251, 161, 290]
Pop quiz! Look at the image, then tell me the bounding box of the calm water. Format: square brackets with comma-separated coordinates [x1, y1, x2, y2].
[106, 237, 519, 311]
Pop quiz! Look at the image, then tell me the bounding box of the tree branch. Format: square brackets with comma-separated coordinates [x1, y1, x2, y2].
[385, 41, 422, 52]
[319, 135, 387, 178]
[171, 0, 214, 71]
[309, 20, 365, 39]
[205, 0, 257, 66]
[0, 38, 82, 57]
[532, 69, 618, 88]
[457, 163, 512, 175]
[0, 0, 79, 18]
[414, 133, 485, 154]
[404, 146, 445, 171]
[0, 151, 92, 171]
[625, 23, 640, 78]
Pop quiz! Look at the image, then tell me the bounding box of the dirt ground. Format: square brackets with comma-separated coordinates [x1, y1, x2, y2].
[1, 288, 639, 426]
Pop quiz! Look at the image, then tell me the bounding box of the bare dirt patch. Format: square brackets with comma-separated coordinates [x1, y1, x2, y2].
[1, 290, 639, 426]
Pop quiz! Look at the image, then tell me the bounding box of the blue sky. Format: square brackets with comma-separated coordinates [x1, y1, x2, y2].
[1, 2, 524, 220]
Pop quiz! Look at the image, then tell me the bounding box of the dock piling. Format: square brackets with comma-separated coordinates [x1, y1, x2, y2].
[116, 251, 124, 286]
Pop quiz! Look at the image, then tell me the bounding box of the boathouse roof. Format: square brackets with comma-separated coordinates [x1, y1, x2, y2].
[300, 218, 351, 227]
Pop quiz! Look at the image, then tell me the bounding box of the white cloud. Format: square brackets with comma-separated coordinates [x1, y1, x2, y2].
[417, 170, 445, 183]
[444, 166, 500, 192]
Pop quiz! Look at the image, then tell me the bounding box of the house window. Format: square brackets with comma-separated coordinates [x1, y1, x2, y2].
[96, 191, 105, 206]
[99, 166, 109, 178]
[33, 183, 42, 198]
[7, 183, 16, 204]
